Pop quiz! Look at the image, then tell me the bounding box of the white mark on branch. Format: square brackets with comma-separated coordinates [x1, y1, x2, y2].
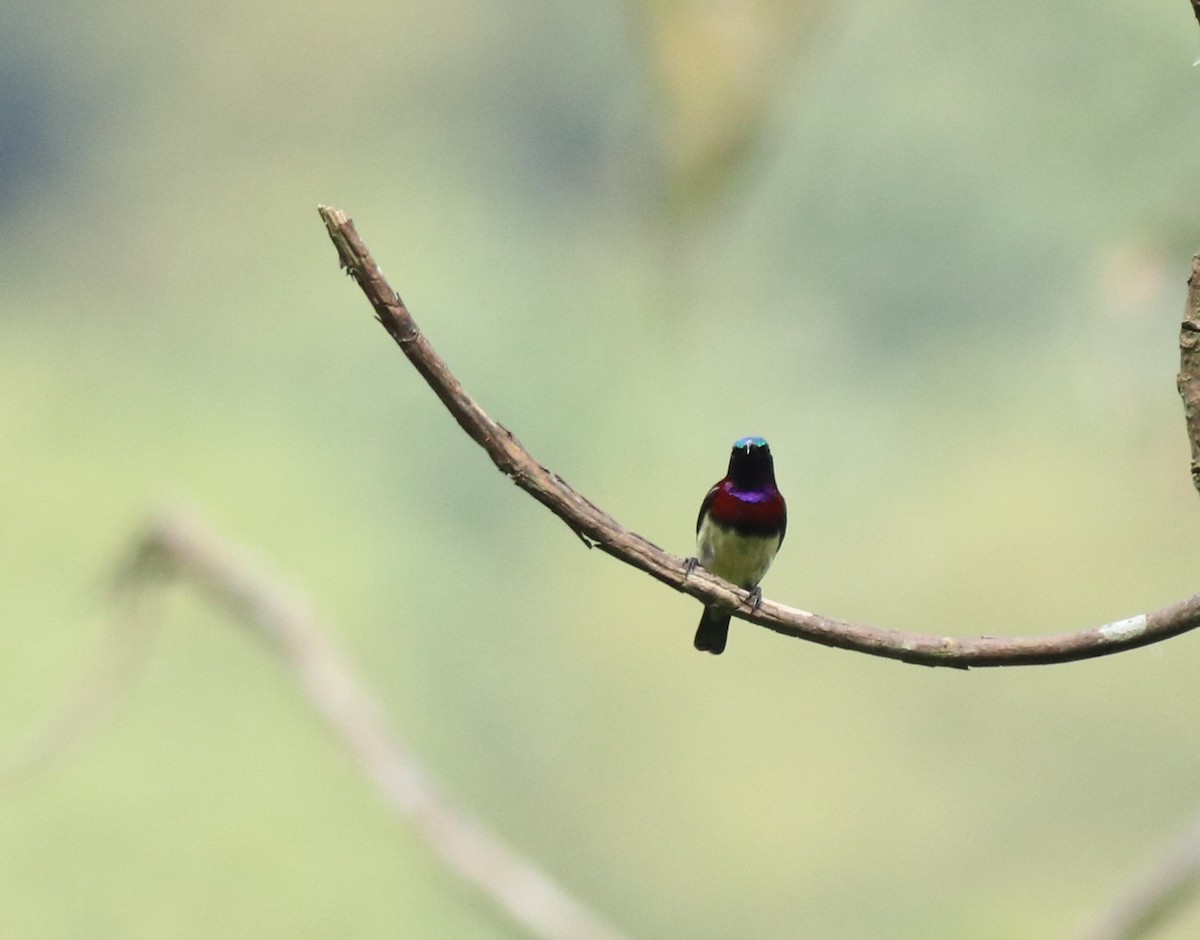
[1098, 615, 1148, 643]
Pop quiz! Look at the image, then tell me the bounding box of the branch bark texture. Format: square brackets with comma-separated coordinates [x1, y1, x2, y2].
[319, 205, 1200, 669]
[1177, 255, 1200, 496]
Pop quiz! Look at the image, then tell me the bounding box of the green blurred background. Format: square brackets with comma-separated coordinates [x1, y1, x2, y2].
[2, 0, 1200, 936]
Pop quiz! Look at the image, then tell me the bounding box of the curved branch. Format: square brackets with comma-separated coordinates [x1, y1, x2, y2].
[319, 205, 1200, 669]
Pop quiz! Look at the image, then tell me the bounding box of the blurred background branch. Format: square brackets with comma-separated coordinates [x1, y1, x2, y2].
[106, 510, 628, 940]
[1077, 812, 1200, 940]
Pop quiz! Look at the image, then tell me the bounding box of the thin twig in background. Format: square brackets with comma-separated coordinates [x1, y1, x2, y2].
[1076, 813, 1200, 940]
[115, 510, 628, 940]
[317, 204, 1200, 669]
[0, 586, 161, 787]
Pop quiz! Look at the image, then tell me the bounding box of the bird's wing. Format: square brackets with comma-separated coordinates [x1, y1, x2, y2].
[695, 483, 719, 534]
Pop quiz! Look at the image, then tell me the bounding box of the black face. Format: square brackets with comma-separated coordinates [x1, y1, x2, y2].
[727, 437, 775, 488]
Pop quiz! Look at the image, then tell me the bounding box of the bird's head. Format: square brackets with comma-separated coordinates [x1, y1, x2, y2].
[727, 436, 775, 488]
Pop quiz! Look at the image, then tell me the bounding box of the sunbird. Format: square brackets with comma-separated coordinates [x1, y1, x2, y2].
[690, 437, 787, 655]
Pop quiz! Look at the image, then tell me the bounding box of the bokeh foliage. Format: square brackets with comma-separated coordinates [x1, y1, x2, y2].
[1, 0, 1199, 937]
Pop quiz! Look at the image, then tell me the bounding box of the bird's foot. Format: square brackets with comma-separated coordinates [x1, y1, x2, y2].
[745, 586, 763, 610]
[683, 557, 699, 577]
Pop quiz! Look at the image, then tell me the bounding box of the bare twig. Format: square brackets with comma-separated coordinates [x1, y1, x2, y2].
[318, 204, 1200, 669]
[1077, 814, 1200, 940]
[120, 510, 627, 940]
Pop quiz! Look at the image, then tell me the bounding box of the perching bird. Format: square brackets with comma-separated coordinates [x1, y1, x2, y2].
[689, 437, 787, 655]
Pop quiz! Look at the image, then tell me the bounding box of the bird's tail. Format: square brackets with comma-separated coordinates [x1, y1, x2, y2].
[694, 607, 731, 655]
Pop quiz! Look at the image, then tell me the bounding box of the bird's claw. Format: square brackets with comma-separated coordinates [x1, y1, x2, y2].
[745, 586, 763, 610]
[683, 557, 699, 577]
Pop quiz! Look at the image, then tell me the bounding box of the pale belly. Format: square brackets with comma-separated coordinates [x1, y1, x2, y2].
[696, 516, 781, 588]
